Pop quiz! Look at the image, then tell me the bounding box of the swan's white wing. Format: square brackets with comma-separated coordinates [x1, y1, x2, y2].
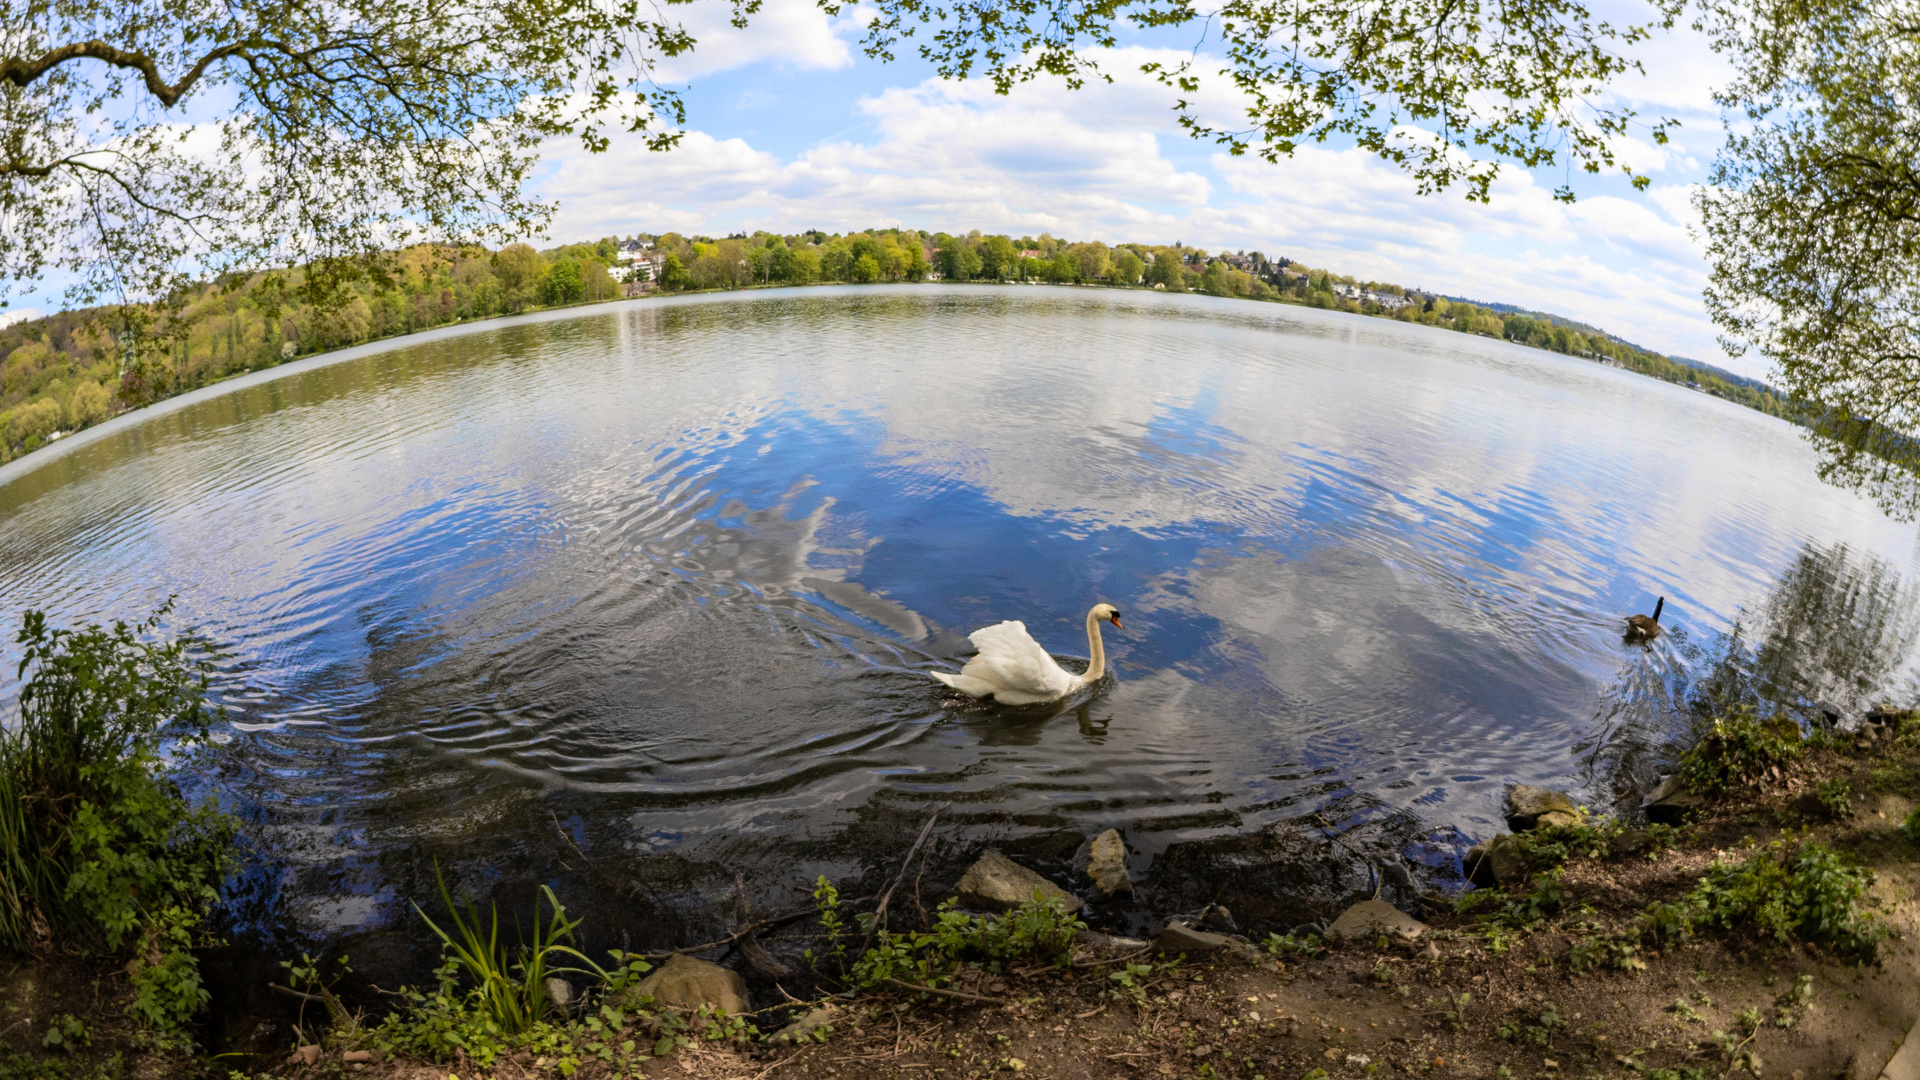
[931, 670, 1006, 697]
[955, 620, 1076, 702]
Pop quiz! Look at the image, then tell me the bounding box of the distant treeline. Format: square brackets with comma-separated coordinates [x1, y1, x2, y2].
[0, 228, 1793, 464]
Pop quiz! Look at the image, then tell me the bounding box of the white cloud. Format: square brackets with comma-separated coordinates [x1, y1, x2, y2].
[650, 0, 857, 81]
[532, 39, 1761, 372]
[0, 308, 43, 330]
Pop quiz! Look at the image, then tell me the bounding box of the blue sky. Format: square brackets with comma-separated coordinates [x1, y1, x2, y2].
[6, 3, 1750, 373]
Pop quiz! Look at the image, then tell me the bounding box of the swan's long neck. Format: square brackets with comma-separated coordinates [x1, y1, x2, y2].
[1082, 608, 1106, 684]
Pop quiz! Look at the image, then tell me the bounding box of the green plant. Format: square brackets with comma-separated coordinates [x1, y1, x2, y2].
[1569, 934, 1644, 973]
[1902, 806, 1920, 844]
[1775, 974, 1815, 1027]
[374, 942, 672, 1071]
[1641, 824, 1681, 859]
[1262, 932, 1323, 957]
[1108, 963, 1156, 1006]
[1679, 706, 1803, 796]
[808, 875, 847, 969]
[849, 893, 1086, 991]
[1645, 1069, 1707, 1080]
[0, 605, 238, 1047]
[1640, 838, 1881, 958]
[1814, 779, 1854, 818]
[413, 865, 613, 1036]
[1439, 992, 1470, 1031]
[41, 1014, 89, 1054]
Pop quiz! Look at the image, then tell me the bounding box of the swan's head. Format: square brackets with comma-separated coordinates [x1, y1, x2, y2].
[1092, 603, 1123, 629]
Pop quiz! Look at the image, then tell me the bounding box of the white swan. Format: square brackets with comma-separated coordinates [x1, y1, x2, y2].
[931, 604, 1123, 704]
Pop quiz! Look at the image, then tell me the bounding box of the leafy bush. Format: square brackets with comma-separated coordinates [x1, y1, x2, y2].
[1813, 779, 1854, 818]
[844, 894, 1086, 992]
[374, 949, 699, 1072]
[1902, 806, 1920, 844]
[1680, 706, 1803, 796]
[1649, 838, 1881, 957]
[1262, 932, 1324, 957]
[0, 606, 237, 1044]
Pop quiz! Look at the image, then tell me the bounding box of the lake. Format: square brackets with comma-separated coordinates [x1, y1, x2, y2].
[0, 284, 1913, 966]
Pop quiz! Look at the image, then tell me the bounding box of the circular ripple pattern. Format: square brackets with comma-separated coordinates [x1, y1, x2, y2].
[0, 286, 1912, 951]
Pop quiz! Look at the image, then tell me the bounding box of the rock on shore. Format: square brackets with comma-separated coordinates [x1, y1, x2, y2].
[1505, 785, 1579, 831]
[956, 852, 1073, 912]
[1326, 899, 1427, 944]
[632, 953, 749, 1016]
[1086, 829, 1132, 896]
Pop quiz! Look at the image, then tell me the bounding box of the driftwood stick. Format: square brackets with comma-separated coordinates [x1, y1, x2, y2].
[859, 803, 949, 959]
[880, 978, 1003, 1004]
[638, 894, 880, 961]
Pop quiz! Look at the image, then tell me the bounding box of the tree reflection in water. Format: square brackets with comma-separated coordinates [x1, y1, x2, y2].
[1584, 542, 1920, 803]
[1690, 542, 1920, 729]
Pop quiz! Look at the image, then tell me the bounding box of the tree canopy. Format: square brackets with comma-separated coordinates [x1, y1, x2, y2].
[1696, 0, 1920, 518]
[0, 0, 712, 317]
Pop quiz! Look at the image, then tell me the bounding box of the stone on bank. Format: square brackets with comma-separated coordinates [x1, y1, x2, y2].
[1085, 829, 1132, 896]
[1505, 784, 1579, 831]
[632, 952, 750, 1016]
[1326, 899, 1427, 944]
[956, 852, 1073, 912]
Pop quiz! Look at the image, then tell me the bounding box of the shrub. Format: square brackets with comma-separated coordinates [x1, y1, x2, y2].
[845, 894, 1086, 992]
[1650, 838, 1881, 958]
[372, 883, 727, 1071]
[1814, 779, 1854, 819]
[1680, 706, 1803, 796]
[0, 605, 237, 1044]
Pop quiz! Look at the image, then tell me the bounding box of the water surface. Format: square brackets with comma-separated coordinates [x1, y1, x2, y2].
[0, 285, 1913, 952]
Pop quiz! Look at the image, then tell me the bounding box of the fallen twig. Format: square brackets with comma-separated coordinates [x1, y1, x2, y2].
[638, 897, 874, 961]
[1072, 945, 1153, 967]
[1073, 1003, 1109, 1020]
[881, 978, 1005, 1004]
[859, 803, 950, 959]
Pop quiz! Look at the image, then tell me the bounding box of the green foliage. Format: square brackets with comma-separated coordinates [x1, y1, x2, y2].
[39, 1016, 88, 1055]
[374, 883, 702, 1073]
[374, 946, 704, 1072]
[849, 894, 1086, 991]
[1261, 932, 1324, 957]
[1814, 779, 1854, 818]
[1106, 962, 1157, 1006]
[413, 865, 614, 1036]
[1568, 934, 1644, 974]
[542, 260, 585, 306]
[1680, 706, 1803, 796]
[808, 875, 847, 969]
[1645, 838, 1881, 958]
[1902, 806, 1920, 844]
[1495, 1001, 1564, 1047]
[0, 605, 237, 1047]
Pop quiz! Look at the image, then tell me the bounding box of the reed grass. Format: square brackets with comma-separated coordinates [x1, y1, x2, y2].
[415, 864, 612, 1033]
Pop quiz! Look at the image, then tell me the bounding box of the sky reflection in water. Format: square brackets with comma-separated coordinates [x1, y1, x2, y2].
[0, 285, 1913, 947]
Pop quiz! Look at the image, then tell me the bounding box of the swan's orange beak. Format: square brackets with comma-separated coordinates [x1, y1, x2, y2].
[1110, 615, 1123, 629]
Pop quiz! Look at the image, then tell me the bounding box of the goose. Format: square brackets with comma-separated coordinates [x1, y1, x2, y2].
[932, 603, 1123, 704]
[1625, 597, 1665, 641]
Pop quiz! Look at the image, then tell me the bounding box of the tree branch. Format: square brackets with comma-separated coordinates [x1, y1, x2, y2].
[1, 39, 263, 105]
